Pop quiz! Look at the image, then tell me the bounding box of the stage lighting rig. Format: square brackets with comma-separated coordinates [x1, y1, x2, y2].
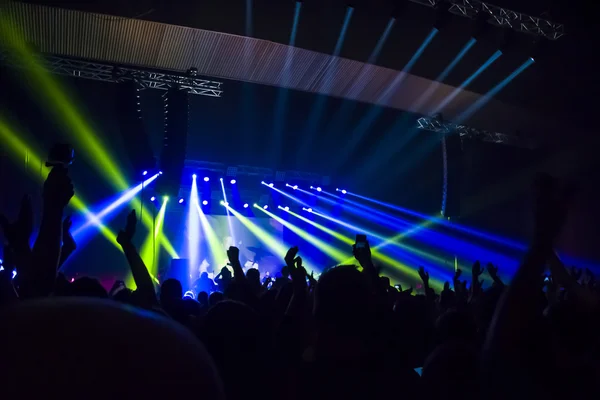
[416, 117, 536, 148]
[407, 0, 564, 40]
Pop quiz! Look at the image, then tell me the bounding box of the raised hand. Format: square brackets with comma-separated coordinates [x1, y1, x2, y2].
[284, 246, 299, 268]
[418, 266, 429, 286]
[227, 246, 240, 264]
[0, 195, 33, 250]
[43, 165, 74, 211]
[352, 238, 372, 266]
[472, 261, 484, 278]
[454, 268, 462, 281]
[487, 263, 498, 278]
[116, 210, 137, 246]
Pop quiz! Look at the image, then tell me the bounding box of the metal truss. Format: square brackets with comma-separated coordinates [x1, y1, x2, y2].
[416, 117, 536, 148]
[0, 52, 224, 97]
[409, 0, 564, 40]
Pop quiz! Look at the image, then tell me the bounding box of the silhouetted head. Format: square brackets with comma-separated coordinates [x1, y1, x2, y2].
[280, 266, 290, 278]
[201, 300, 263, 400]
[0, 298, 224, 398]
[67, 277, 108, 298]
[160, 279, 183, 304]
[197, 291, 209, 306]
[314, 265, 374, 335]
[246, 268, 260, 284]
[112, 287, 133, 304]
[209, 291, 225, 307]
[220, 267, 232, 278]
[201, 272, 209, 280]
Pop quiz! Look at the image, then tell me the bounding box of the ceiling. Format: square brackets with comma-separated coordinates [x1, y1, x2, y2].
[16, 0, 599, 136]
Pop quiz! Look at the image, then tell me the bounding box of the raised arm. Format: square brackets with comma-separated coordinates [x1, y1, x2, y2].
[226, 246, 246, 282]
[483, 175, 572, 397]
[29, 166, 73, 297]
[486, 263, 504, 288]
[58, 215, 76, 269]
[117, 210, 158, 308]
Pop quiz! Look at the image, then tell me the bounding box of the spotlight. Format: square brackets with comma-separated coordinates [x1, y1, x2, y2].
[224, 201, 229, 206]
[159, 171, 163, 175]
[230, 179, 236, 184]
[342, 190, 347, 194]
[204, 177, 210, 182]
[202, 200, 208, 206]
[307, 208, 313, 213]
[243, 203, 249, 208]
[284, 206, 290, 211]
[142, 170, 148, 176]
[293, 185, 298, 190]
[220, 178, 223, 181]
[268, 183, 274, 187]
[150, 196, 156, 202]
[263, 205, 269, 210]
[316, 187, 322, 192]
[192, 174, 197, 178]
[178, 198, 184, 204]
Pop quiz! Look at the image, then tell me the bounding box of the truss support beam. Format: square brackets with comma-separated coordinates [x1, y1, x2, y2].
[409, 0, 564, 40]
[416, 117, 536, 148]
[0, 52, 224, 97]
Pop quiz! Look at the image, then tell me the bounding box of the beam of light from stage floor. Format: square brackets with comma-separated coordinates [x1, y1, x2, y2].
[220, 179, 236, 245]
[330, 28, 438, 172]
[255, 205, 347, 268]
[344, 190, 525, 250]
[0, 117, 121, 250]
[322, 17, 396, 144]
[260, 182, 311, 208]
[299, 188, 417, 233]
[224, 204, 292, 267]
[455, 58, 535, 124]
[308, 208, 450, 273]
[358, 38, 477, 181]
[197, 203, 224, 273]
[296, 6, 354, 164]
[283, 207, 443, 285]
[316, 190, 515, 268]
[245, 0, 253, 37]
[139, 197, 168, 282]
[289, 1, 302, 47]
[431, 50, 502, 115]
[71, 173, 160, 240]
[188, 176, 201, 278]
[271, 1, 303, 165]
[0, 17, 127, 190]
[345, 17, 396, 99]
[0, 18, 179, 259]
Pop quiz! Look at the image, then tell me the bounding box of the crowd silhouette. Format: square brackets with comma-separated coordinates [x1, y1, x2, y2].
[0, 165, 599, 399]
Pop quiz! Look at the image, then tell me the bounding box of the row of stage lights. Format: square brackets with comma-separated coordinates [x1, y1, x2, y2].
[143, 174, 349, 210]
